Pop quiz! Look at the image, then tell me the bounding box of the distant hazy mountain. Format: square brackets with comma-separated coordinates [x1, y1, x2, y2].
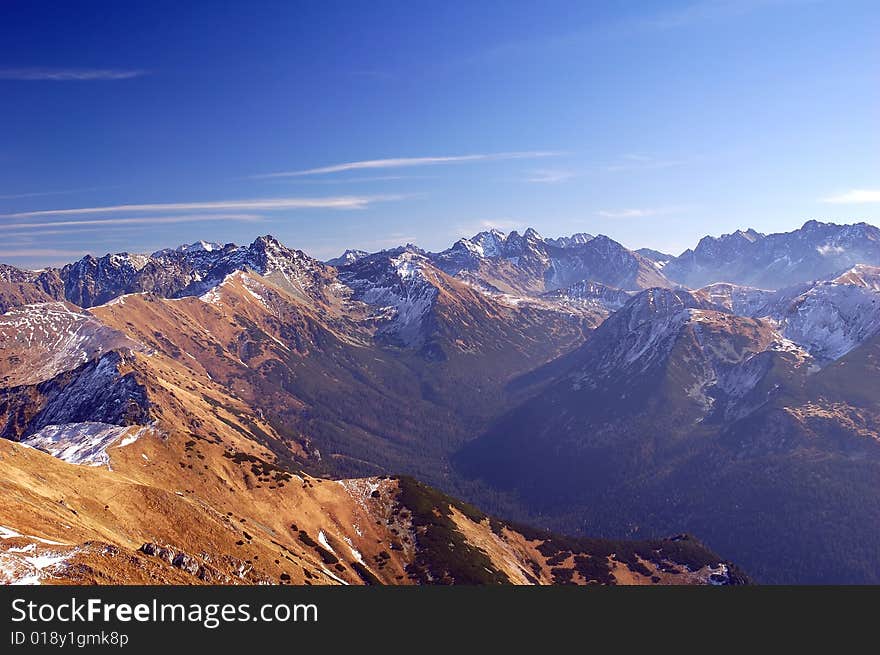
[697, 264, 880, 362]
[326, 249, 369, 267]
[540, 280, 633, 315]
[663, 220, 880, 289]
[432, 228, 672, 294]
[635, 248, 675, 269]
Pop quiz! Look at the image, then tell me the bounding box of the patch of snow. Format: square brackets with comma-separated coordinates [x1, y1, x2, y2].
[706, 563, 731, 585]
[777, 282, 880, 361]
[317, 530, 335, 554]
[241, 276, 270, 308]
[342, 536, 364, 564]
[0, 526, 21, 540]
[197, 273, 237, 304]
[0, 302, 141, 385]
[117, 428, 146, 448]
[337, 478, 386, 514]
[24, 552, 70, 570]
[0, 526, 76, 585]
[178, 240, 222, 253]
[342, 253, 437, 347]
[320, 567, 349, 585]
[96, 292, 149, 308]
[23, 423, 146, 468]
[391, 256, 419, 280]
[198, 288, 222, 304]
[0, 525, 64, 546]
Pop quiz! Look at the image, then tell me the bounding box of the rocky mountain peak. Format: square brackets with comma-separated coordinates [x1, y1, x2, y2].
[620, 287, 720, 323]
[180, 240, 222, 253]
[545, 232, 594, 248]
[326, 249, 369, 267]
[664, 220, 880, 289]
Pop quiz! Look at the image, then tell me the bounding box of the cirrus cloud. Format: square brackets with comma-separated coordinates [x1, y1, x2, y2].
[1, 195, 401, 218]
[0, 214, 263, 231]
[598, 208, 660, 218]
[252, 151, 559, 178]
[821, 189, 880, 204]
[0, 68, 146, 81]
[0, 247, 90, 258]
[525, 169, 577, 184]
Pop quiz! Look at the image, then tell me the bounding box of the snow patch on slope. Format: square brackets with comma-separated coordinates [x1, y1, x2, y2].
[779, 282, 880, 361]
[317, 530, 335, 554]
[0, 525, 75, 585]
[22, 423, 148, 468]
[340, 252, 438, 347]
[0, 302, 142, 385]
[197, 273, 236, 304]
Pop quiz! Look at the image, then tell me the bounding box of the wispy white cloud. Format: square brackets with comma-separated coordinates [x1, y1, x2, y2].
[273, 175, 437, 185]
[1, 196, 400, 218]
[0, 214, 262, 231]
[1, 227, 144, 238]
[525, 169, 577, 184]
[252, 152, 559, 178]
[0, 248, 89, 258]
[597, 206, 692, 219]
[356, 234, 420, 251]
[821, 189, 880, 204]
[603, 154, 685, 173]
[0, 186, 121, 201]
[598, 208, 659, 218]
[453, 218, 524, 238]
[0, 68, 146, 81]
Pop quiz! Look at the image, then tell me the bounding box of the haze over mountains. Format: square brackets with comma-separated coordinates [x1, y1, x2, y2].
[2, 219, 880, 584]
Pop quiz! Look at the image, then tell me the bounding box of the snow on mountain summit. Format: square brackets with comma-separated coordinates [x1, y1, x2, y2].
[432, 228, 671, 293]
[337, 249, 438, 348]
[326, 249, 369, 267]
[664, 220, 880, 289]
[696, 264, 880, 363]
[773, 271, 880, 361]
[176, 240, 222, 253]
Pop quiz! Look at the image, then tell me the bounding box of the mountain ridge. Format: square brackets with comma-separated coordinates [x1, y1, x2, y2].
[4, 220, 880, 584]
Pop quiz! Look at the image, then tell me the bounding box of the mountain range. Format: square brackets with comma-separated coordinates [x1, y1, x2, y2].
[2, 219, 880, 584]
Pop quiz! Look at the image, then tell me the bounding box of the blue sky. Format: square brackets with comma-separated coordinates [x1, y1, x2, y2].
[0, 0, 877, 267]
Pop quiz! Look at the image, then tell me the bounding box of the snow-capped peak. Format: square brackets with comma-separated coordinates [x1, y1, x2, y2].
[469, 230, 507, 258]
[545, 232, 594, 249]
[775, 276, 880, 361]
[336, 250, 438, 348]
[326, 249, 369, 267]
[177, 240, 222, 253]
[699, 266, 880, 363]
[390, 251, 426, 280]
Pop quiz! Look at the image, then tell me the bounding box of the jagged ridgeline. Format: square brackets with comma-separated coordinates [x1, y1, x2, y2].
[2, 221, 880, 584]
